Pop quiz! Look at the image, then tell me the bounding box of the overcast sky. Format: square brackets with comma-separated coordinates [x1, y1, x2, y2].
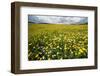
[28, 15, 88, 24]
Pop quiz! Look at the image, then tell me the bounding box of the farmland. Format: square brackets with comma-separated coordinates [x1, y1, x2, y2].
[28, 23, 88, 60]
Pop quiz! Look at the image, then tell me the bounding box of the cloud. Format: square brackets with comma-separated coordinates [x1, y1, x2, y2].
[28, 15, 88, 24]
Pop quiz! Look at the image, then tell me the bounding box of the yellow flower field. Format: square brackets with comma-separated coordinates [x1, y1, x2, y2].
[28, 23, 88, 60]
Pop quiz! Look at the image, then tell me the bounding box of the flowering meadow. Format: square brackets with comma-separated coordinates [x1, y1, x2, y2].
[28, 23, 88, 60]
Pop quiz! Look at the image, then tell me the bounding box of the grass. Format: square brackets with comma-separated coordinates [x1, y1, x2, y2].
[28, 23, 88, 60]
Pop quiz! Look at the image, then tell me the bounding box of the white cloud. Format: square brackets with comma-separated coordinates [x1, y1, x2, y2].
[28, 15, 88, 24]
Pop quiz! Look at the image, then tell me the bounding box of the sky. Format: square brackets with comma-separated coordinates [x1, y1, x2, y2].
[28, 15, 88, 24]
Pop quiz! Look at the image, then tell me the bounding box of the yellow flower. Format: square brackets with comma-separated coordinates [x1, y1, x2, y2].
[35, 54, 38, 58]
[42, 56, 45, 59]
[57, 46, 59, 48]
[29, 43, 32, 45]
[79, 49, 83, 53]
[48, 58, 51, 60]
[60, 48, 62, 50]
[82, 48, 86, 51]
[64, 44, 67, 50]
[57, 52, 59, 55]
[64, 36, 67, 40]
